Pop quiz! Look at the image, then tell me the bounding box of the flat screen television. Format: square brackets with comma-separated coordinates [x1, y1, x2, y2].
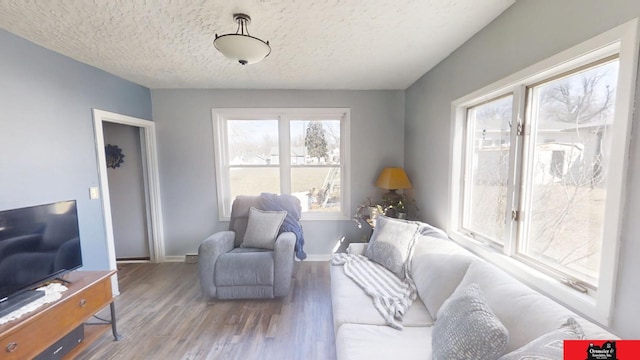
[0, 200, 83, 310]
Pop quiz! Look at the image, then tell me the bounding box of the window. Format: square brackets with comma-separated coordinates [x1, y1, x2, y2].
[213, 108, 350, 221]
[463, 95, 513, 245]
[519, 60, 619, 286]
[450, 20, 638, 323]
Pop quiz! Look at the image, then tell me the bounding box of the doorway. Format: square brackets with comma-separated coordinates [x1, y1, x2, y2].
[103, 122, 150, 262]
[93, 109, 165, 279]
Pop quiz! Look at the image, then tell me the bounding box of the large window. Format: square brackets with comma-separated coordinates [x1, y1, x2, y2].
[213, 108, 350, 221]
[450, 20, 638, 323]
[463, 95, 513, 245]
[520, 60, 619, 286]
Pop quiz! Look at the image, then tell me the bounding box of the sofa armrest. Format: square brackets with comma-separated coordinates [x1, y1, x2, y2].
[273, 231, 296, 297]
[198, 231, 235, 298]
[347, 242, 368, 255]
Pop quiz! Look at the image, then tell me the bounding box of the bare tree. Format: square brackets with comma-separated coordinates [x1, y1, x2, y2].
[542, 74, 613, 125]
[468, 96, 512, 241]
[324, 123, 340, 148]
[256, 134, 275, 163]
[527, 69, 615, 271]
[469, 69, 616, 275]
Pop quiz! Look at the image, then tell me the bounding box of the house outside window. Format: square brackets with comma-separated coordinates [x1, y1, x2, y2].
[449, 20, 638, 324]
[212, 108, 351, 221]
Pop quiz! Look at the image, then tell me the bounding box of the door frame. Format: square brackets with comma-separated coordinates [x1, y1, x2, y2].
[93, 109, 165, 273]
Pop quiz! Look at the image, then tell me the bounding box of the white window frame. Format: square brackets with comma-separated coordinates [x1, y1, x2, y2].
[212, 108, 351, 222]
[448, 19, 639, 325]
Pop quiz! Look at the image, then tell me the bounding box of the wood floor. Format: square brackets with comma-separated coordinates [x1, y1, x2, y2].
[76, 261, 336, 360]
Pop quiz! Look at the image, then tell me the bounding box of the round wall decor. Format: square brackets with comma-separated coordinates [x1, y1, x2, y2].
[105, 144, 125, 169]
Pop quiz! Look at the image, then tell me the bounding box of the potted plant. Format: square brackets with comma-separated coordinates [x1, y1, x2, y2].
[354, 195, 419, 228]
[381, 195, 418, 220]
[353, 198, 383, 228]
[395, 200, 407, 219]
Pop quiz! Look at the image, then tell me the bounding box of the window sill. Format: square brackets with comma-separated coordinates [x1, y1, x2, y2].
[449, 231, 610, 327]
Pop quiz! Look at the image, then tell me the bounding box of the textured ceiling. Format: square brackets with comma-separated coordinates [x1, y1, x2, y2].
[0, 0, 514, 90]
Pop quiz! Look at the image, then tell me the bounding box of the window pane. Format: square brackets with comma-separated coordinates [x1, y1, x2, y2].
[291, 167, 341, 212]
[230, 167, 280, 200]
[290, 120, 341, 165]
[521, 60, 619, 285]
[463, 95, 513, 244]
[228, 120, 279, 165]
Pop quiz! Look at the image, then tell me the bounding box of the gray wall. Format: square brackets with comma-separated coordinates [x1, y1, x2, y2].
[104, 122, 149, 259]
[0, 29, 152, 270]
[151, 89, 405, 257]
[404, 0, 640, 338]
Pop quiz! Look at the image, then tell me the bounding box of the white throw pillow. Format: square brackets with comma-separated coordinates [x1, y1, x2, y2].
[432, 283, 509, 360]
[364, 215, 419, 279]
[241, 207, 287, 250]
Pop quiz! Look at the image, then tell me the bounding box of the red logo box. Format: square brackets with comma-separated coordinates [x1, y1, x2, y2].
[564, 340, 640, 360]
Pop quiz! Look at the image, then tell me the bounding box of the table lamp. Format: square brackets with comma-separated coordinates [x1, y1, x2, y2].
[375, 167, 412, 203]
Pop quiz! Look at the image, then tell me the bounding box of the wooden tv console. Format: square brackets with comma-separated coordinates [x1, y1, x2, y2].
[0, 270, 120, 359]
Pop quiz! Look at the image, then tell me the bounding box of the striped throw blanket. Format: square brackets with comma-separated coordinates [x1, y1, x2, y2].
[331, 253, 417, 330]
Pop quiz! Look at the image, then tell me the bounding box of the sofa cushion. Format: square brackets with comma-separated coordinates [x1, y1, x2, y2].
[417, 222, 449, 240]
[499, 317, 585, 360]
[453, 260, 598, 352]
[410, 236, 475, 319]
[336, 323, 432, 360]
[215, 248, 274, 286]
[330, 264, 433, 333]
[241, 207, 286, 250]
[229, 196, 263, 247]
[432, 284, 509, 360]
[365, 216, 419, 279]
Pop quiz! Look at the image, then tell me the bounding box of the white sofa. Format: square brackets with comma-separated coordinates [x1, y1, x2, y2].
[330, 230, 616, 359]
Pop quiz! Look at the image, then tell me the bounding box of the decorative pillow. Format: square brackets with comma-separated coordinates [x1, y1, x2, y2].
[499, 317, 585, 360]
[364, 215, 419, 279]
[432, 283, 509, 360]
[240, 207, 287, 250]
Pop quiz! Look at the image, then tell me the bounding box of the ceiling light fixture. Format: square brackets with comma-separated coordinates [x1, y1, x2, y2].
[213, 13, 271, 65]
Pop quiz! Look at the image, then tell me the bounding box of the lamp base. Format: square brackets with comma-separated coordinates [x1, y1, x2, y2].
[382, 189, 402, 203]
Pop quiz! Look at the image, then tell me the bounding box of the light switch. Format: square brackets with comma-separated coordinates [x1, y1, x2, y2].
[89, 187, 100, 199]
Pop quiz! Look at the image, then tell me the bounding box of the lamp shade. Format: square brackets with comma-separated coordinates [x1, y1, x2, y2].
[213, 34, 271, 65]
[375, 167, 412, 190]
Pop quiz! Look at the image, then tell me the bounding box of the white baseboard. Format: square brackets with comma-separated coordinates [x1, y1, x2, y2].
[116, 259, 150, 264]
[163, 255, 186, 262]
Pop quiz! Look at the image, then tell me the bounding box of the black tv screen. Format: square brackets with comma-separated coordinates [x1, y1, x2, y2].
[0, 200, 82, 300]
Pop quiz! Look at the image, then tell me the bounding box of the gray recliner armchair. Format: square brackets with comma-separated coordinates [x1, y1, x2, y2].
[198, 195, 299, 299]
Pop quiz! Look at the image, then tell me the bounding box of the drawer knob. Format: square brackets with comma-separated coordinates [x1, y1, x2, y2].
[6, 342, 17, 353]
[79, 298, 87, 307]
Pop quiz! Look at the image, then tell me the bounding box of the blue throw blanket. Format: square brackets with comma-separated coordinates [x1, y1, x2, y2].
[259, 193, 307, 260]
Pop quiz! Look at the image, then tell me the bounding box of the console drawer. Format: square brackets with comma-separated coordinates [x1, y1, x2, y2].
[1, 277, 111, 360]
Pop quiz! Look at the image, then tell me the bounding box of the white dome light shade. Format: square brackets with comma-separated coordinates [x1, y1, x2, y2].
[214, 34, 271, 65]
[214, 13, 271, 65]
